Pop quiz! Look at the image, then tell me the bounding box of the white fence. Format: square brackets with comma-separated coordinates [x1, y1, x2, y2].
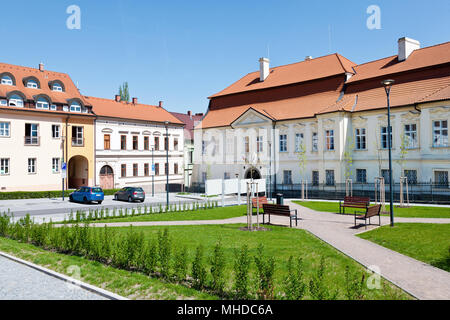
[205, 179, 266, 196]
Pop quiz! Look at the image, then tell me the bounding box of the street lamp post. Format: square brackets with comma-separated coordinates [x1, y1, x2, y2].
[382, 79, 395, 227]
[165, 121, 170, 209]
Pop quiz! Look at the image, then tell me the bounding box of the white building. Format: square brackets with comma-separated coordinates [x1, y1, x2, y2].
[193, 38, 450, 200]
[89, 96, 185, 193]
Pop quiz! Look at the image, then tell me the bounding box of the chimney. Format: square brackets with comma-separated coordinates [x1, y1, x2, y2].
[398, 37, 420, 61]
[39, 62, 44, 72]
[159, 101, 163, 108]
[187, 111, 192, 117]
[305, 56, 313, 61]
[132, 97, 138, 104]
[259, 57, 270, 82]
[115, 95, 121, 102]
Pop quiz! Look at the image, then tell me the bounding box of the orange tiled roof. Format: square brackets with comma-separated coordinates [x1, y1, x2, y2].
[209, 53, 356, 98]
[347, 42, 450, 84]
[86, 96, 184, 125]
[0, 62, 91, 106]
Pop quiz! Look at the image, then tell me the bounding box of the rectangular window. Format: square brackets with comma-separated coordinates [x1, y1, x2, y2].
[312, 171, 319, 186]
[381, 126, 393, 149]
[0, 158, 9, 175]
[0, 122, 10, 137]
[104, 134, 111, 150]
[50, 105, 57, 111]
[174, 138, 178, 151]
[404, 124, 417, 149]
[295, 133, 304, 153]
[28, 158, 36, 174]
[174, 163, 178, 175]
[356, 169, 367, 183]
[381, 169, 390, 183]
[164, 137, 169, 151]
[155, 137, 160, 151]
[133, 136, 138, 150]
[224, 172, 230, 180]
[121, 135, 127, 150]
[189, 150, 193, 164]
[72, 126, 84, 146]
[244, 136, 250, 153]
[52, 125, 60, 139]
[434, 171, 449, 186]
[325, 130, 334, 151]
[355, 128, 366, 150]
[144, 163, 149, 176]
[404, 170, 418, 185]
[433, 120, 448, 147]
[25, 123, 39, 145]
[279, 134, 287, 152]
[283, 170, 293, 185]
[155, 163, 160, 176]
[202, 172, 207, 183]
[121, 164, 127, 178]
[52, 158, 60, 173]
[202, 140, 206, 155]
[325, 170, 335, 186]
[312, 133, 318, 152]
[165, 163, 168, 175]
[133, 164, 138, 177]
[256, 136, 263, 153]
[144, 136, 149, 150]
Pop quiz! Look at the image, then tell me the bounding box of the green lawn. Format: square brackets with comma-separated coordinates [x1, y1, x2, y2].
[293, 201, 450, 218]
[92, 205, 246, 224]
[0, 237, 216, 300]
[108, 224, 410, 300]
[357, 223, 450, 272]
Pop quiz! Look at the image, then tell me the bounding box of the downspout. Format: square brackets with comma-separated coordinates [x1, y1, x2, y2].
[272, 121, 277, 198]
[94, 114, 97, 187]
[65, 116, 69, 190]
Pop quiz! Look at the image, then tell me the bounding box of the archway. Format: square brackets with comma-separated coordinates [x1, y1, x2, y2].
[245, 167, 261, 180]
[99, 165, 114, 190]
[68, 155, 89, 189]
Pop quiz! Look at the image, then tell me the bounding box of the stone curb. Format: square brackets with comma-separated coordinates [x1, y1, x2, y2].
[0, 251, 128, 300]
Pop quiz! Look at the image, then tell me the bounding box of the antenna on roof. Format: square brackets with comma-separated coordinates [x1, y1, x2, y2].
[328, 25, 332, 53]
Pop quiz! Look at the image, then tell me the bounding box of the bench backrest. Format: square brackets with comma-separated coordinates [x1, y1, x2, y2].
[262, 204, 291, 216]
[344, 196, 370, 205]
[366, 205, 381, 218]
[252, 197, 268, 207]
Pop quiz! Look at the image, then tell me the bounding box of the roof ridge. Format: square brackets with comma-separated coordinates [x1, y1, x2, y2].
[86, 95, 159, 107]
[0, 62, 69, 77]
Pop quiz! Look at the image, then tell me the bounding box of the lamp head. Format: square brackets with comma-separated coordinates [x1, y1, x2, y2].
[381, 79, 395, 89]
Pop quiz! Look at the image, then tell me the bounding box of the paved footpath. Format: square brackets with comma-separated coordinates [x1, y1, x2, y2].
[0, 255, 107, 300]
[86, 201, 450, 300]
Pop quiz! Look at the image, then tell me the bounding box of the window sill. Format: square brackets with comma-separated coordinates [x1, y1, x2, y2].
[431, 145, 450, 149]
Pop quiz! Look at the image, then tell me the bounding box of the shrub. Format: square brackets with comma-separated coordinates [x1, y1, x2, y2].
[309, 256, 339, 300]
[234, 244, 251, 299]
[173, 246, 188, 281]
[283, 256, 306, 300]
[210, 240, 226, 294]
[344, 266, 366, 300]
[254, 244, 276, 299]
[157, 229, 172, 278]
[192, 245, 207, 289]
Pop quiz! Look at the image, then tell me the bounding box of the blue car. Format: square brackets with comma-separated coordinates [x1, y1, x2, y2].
[69, 187, 104, 204]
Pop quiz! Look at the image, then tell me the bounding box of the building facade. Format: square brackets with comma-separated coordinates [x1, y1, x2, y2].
[193, 38, 450, 195]
[90, 96, 185, 193]
[0, 62, 95, 191]
[170, 111, 204, 189]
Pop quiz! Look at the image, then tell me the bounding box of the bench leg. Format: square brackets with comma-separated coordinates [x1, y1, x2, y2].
[379, 214, 381, 226]
[339, 202, 341, 214]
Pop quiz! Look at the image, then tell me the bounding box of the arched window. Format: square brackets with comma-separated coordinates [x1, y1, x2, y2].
[36, 97, 50, 110]
[52, 83, 63, 92]
[8, 94, 24, 107]
[1, 75, 13, 86]
[26, 79, 39, 89]
[70, 101, 81, 112]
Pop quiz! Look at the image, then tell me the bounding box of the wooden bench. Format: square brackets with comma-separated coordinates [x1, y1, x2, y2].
[262, 204, 300, 228]
[251, 197, 271, 213]
[339, 196, 370, 214]
[354, 205, 381, 229]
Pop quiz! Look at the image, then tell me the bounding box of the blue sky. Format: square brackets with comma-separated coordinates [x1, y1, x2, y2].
[1, 0, 449, 113]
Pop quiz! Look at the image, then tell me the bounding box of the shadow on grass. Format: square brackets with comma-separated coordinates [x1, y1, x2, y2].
[431, 247, 450, 272]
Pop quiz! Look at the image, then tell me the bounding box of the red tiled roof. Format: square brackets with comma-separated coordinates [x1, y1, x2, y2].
[86, 96, 184, 125]
[209, 53, 356, 98]
[0, 62, 91, 106]
[170, 112, 204, 140]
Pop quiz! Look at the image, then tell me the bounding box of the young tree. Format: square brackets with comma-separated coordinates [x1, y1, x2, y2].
[118, 82, 130, 102]
[297, 142, 308, 200]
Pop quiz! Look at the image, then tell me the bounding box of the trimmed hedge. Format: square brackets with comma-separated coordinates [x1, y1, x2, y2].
[0, 189, 120, 200]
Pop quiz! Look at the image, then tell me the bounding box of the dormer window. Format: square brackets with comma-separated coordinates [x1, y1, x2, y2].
[8, 95, 24, 107]
[1, 75, 13, 86]
[50, 105, 57, 111]
[36, 97, 50, 110]
[27, 80, 39, 89]
[70, 101, 81, 113]
[52, 83, 63, 92]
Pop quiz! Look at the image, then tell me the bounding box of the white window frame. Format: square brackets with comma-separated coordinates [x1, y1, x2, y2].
[295, 133, 304, 153]
[355, 128, 366, 150]
[27, 80, 38, 89]
[50, 105, 57, 111]
[0, 158, 10, 175]
[404, 124, 418, 149]
[283, 170, 293, 185]
[52, 84, 63, 92]
[312, 132, 318, 152]
[356, 169, 367, 183]
[256, 136, 263, 153]
[1, 76, 13, 86]
[28, 158, 36, 174]
[8, 95, 24, 108]
[325, 130, 334, 151]
[279, 134, 287, 152]
[381, 126, 393, 149]
[36, 98, 50, 110]
[70, 102, 82, 113]
[52, 158, 60, 173]
[52, 125, 60, 139]
[0, 99, 7, 106]
[433, 120, 448, 147]
[0, 122, 10, 137]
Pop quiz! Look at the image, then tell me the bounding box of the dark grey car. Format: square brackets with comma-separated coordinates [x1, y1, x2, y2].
[114, 187, 146, 202]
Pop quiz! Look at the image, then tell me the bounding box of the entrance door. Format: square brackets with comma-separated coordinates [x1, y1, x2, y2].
[100, 165, 114, 190]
